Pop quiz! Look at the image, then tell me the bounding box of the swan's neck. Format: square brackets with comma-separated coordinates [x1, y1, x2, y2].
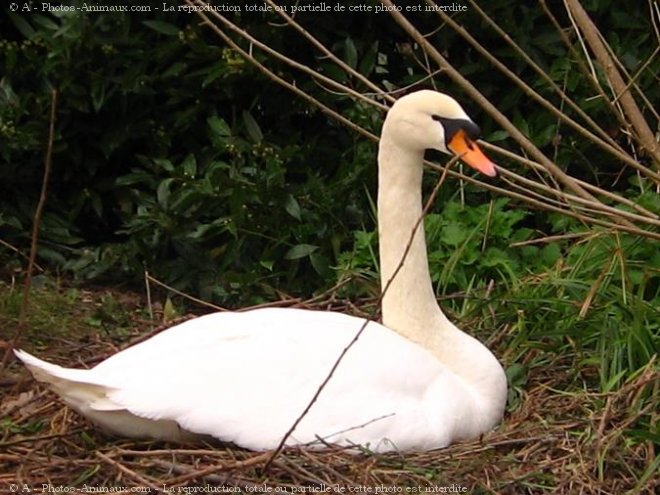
[377, 140, 449, 343]
[377, 134, 507, 428]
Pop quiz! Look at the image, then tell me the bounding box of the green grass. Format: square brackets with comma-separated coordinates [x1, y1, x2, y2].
[0, 278, 141, 353]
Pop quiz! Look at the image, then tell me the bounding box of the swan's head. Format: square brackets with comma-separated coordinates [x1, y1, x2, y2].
[383, 90, 496, 177]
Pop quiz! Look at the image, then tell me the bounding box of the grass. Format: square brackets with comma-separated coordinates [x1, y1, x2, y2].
[0, 265, 657, 494]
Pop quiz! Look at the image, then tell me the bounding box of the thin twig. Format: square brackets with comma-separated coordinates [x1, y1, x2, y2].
[1, 89, 57, 374]
[0, 238, 45, 272]
[161, 451, 272, 486]
[96, 451, 162, 491]
[144, 272, 227, 312]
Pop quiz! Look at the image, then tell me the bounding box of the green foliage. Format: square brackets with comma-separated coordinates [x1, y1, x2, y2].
[64, 112, 363, 303]
[339, 197, 553, 294]
[0, 6, 377, 304]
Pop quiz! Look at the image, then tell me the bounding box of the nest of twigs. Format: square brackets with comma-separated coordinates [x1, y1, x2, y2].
[1, 291, 657, 495]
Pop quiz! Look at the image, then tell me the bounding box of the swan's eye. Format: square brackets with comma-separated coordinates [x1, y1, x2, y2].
[432, 116, 481, 147]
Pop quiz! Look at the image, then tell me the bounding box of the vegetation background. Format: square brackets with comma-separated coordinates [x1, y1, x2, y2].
[0, 0, 658, 492]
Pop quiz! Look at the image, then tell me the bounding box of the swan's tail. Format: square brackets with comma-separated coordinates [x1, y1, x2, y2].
[13, 349, 201, 441]
[13, 349, 119, 411]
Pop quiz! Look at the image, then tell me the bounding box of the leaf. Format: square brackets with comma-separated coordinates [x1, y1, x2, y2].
[37, 247, 67, 265]
[540, 243, 561, 266]
[32, 14, 59, 31]
[163, 62, 187, 78]
[319, 62, 348, 83]
[242, 110, 263, 144]
[142, 20, 179, 36]
[90, 79, 106, 112]
[202, 62, 228, 87]
[8, 13, 35, 39]
[90, 191, 103, 217]
[163, 297, 179, 323]
[260, 260, 274, 271]
[441, 223, 467, 247]
[284, 194, 302, 221]
[116, 171, 153, 186]
[310, 252, 331, 278]
[157, 178, 175, 209]
[487, 130, 509, 142]
[170, 189, 202, 212]
[285, 244, 318, 260]
[181, 154, 197, 177]
[358, 41, 379, 76]
[505, 363, 528, 387]
[153, 158, 175, 172]
[208, 115, 231, 137]
[344, 37, 358, 69]
[0, 79, 18, 105]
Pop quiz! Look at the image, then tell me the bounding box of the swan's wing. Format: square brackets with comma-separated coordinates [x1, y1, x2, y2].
[83, 308, 453, 450]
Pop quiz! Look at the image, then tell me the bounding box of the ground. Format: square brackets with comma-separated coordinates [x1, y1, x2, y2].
[0, 280, 657, 494]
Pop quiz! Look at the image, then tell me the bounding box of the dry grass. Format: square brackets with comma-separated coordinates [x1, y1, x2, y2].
[1, 285, 657, 495]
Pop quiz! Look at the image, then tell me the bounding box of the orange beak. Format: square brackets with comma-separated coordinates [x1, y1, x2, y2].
[448, 129, 497, 177]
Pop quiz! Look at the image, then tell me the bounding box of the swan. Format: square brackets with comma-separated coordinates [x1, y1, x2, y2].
[14, 90, 507, 452]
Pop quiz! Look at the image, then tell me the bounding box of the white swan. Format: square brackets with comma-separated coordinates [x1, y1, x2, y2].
[14, 90, 507, 452]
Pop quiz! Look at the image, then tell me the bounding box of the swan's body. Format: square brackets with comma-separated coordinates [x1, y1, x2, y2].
[15, 90, 507, 452]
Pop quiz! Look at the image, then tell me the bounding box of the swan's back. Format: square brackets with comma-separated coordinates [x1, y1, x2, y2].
[16, 308, 487, 451]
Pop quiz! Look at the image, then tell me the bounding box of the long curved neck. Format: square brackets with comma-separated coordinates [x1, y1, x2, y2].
[377, 130, 507, 428]
[377, 139, 450, 346]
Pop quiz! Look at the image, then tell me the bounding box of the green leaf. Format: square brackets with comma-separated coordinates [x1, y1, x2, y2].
[32, 14, 60, 31]
[157, 178, 175, 209]
[310, 252, 331, 278]
[142, 20, 179, 36]
[260, 260, 274, 271]
[90, 80, 106, 113]
[163, 297, 179, 322]
[285, 244, 318, 260]
[344, 37, 358, 69]
[208, 115, 231, 137]
[540, 243, 561, 266]
[284, 194, 302, 221]
[9, 13, 35, 39]
[163, 62, 187, 78]
[181, 154, 197, 177]
[170, 189, 202, 212]
[116, 171, 153, 186]
[153, 158, 175, 172]
[441, 223, 467, 247]
[505, 363, 528, 387]
[242, 110, 263, 144]
[202, 62, 228, 87]
[319, 62, 348, 83]
[487, 130, 509, 142]
[359, 41, 379, 76]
